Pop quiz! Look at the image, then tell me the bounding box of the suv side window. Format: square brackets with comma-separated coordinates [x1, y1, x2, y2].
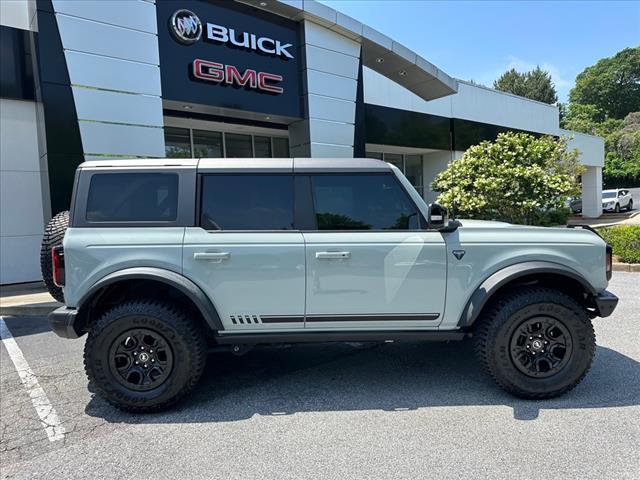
[200, 174, 294, 230]
[86, 173, 178, 222]
[310, 173, 420, 230]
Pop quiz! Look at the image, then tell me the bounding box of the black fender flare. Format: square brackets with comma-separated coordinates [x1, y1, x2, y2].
[78, 267, 224, 332]
[458, 261, 598, 328]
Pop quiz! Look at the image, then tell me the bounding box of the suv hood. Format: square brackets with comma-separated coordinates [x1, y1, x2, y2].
[455, 219, 605, 246]
[457, 219, 515, 228]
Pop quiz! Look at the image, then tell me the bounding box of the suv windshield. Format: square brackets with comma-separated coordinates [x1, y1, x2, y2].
[602, 192, 617, 199]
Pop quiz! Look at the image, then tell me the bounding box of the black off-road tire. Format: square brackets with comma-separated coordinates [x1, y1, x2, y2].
[40, 210, 69, 303]
[474, 287, 596, 399]
[84, 300, 207, 413]
[628, 199, 633, 211]
[614, 203, 620, 213]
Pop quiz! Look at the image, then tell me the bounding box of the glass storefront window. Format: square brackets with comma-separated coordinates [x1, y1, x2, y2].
[193, 130, 223, 158]
[404, 155, 423, 195]
[163, 123, 289, 160]
[254, 136, 272, 158]
[164, 127, 191, 158]
[225, 133, 253, 157]
[384, 153, 403, 170]
[272, 137, 289, 157]
[366, 151, 424, 196]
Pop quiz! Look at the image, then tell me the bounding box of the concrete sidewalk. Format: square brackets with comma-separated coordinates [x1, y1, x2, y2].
[0, 282, 61, 316]
[569, 210, 640, 228]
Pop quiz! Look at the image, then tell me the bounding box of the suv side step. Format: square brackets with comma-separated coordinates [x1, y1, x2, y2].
[214, 330, 467, 345]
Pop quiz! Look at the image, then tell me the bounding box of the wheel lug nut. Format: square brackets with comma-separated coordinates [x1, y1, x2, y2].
[133, 352, 137, 356]
[135, 361, 139, 365]
[144, 364, 148, 368]
[151, 359, 155, 362]
[529, 337, 533, 340]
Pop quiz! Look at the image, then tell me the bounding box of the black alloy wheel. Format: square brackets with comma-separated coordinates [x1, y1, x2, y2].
[509, 316, 573, 378]
[109, 328, 174, 391]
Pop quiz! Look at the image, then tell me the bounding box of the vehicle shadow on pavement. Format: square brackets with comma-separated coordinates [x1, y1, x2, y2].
[0, 315, 53, 337]
[84, 340, 640, 423]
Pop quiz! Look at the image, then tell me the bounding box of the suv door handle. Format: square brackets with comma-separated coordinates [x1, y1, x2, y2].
[193, 252, 230, 262]
[316, 251, 350, 259]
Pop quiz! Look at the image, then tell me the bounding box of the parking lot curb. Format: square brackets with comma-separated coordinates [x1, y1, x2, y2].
[0, 303, 61, 317]
[613, 262, 640, 272]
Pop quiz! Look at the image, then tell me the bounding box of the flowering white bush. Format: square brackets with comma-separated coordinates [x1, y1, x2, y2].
[433, 132, 584, 225]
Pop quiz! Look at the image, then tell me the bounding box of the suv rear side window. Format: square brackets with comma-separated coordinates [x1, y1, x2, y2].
[311, 174, 420, 230]
[200, 175, 294, 230]
[86, 173, 178, 222]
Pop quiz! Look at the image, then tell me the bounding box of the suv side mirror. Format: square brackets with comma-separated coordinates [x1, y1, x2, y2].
[427, 203, 449, 230]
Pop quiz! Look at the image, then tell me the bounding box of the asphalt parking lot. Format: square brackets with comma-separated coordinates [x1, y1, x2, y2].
[1, 273, 639, 480]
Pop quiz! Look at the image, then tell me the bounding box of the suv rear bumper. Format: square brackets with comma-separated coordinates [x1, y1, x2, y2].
[49, 307, 82, 339]
[594, 290, 618, 318]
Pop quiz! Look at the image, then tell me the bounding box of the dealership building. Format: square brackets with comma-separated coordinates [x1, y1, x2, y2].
[1, 0, 604, 284]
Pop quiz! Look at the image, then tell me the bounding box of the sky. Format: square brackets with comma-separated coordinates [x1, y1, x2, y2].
[320, 1, 640, 102]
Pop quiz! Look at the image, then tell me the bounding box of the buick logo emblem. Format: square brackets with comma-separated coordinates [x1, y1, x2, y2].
[170, 9, 202, 45]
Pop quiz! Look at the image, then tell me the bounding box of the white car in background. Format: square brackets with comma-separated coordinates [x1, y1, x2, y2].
[602, 189, 633, 213]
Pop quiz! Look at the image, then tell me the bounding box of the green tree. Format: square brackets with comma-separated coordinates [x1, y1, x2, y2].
[569, 47, 640, 119]
[523, 67, 558, 104]
[561, 47, 640, 187]
[561, 105, 640, 187]
[494, 66, 558, 104]
[561, 103, 623, 139]
[602, 112, 640, 187]
[493, 68, 527, 97]
[432, 132, 583, 225]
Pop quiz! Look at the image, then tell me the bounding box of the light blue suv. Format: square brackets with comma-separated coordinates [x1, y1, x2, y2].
[46, 158, 618, 412]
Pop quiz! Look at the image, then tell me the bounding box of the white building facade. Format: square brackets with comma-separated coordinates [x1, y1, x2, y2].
[0, 0, 603, 284]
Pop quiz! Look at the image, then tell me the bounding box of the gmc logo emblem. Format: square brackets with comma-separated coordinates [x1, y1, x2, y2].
[193, 59, 284, 94]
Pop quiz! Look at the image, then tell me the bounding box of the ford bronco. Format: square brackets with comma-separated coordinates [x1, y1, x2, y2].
[46, 158, 618, 412]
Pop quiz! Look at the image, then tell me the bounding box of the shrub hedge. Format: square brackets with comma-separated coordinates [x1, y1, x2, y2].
[598, 225, 640, 263]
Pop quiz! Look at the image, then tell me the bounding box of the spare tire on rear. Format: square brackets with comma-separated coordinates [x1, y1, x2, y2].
[40, 210, 69, 303]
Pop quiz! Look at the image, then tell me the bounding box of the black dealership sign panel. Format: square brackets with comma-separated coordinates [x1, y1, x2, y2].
[157, 0, 302, 119]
